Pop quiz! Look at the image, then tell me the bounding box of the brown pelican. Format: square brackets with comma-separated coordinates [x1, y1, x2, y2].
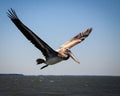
[7, 9, 92, 69]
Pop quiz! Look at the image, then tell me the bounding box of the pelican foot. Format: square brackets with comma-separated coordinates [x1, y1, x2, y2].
[36, 58, 45, 65]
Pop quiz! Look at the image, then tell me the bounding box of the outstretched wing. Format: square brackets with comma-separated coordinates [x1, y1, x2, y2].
[57, 28, 92, 51]
[7, 8, 58, 59]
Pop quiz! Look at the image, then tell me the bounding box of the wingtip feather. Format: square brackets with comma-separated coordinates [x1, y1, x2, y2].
[7, 8, 18, 19]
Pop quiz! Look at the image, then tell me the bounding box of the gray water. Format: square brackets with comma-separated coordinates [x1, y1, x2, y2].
[0, 75, 120, 96]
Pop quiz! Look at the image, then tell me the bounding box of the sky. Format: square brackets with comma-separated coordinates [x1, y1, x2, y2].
[0, 0, 120, 76]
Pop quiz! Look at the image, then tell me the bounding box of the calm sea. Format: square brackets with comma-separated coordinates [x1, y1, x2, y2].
[0, 75, 120, 96]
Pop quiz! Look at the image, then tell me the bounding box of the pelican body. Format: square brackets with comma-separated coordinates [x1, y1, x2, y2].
[7, 9, 92, 69]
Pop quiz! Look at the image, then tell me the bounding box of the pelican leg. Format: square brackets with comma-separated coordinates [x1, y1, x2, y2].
[41, 65, 48, 69]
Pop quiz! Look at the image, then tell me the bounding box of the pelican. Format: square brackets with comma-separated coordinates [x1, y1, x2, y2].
[7, 9, 92, 69]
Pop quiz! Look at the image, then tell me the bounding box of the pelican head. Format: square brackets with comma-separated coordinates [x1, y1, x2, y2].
[64, 49, 80, 64]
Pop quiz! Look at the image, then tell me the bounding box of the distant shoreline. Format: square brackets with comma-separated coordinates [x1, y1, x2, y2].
[0, 74, 120, 77]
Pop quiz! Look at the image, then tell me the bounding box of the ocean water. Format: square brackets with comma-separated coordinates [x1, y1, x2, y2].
[0, 75, 120, 96]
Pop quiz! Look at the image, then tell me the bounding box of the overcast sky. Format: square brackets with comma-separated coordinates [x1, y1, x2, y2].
[0, 0, 120, 75]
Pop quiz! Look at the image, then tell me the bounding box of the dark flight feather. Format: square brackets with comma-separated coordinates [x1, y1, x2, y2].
[7, 8, 58, 59]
